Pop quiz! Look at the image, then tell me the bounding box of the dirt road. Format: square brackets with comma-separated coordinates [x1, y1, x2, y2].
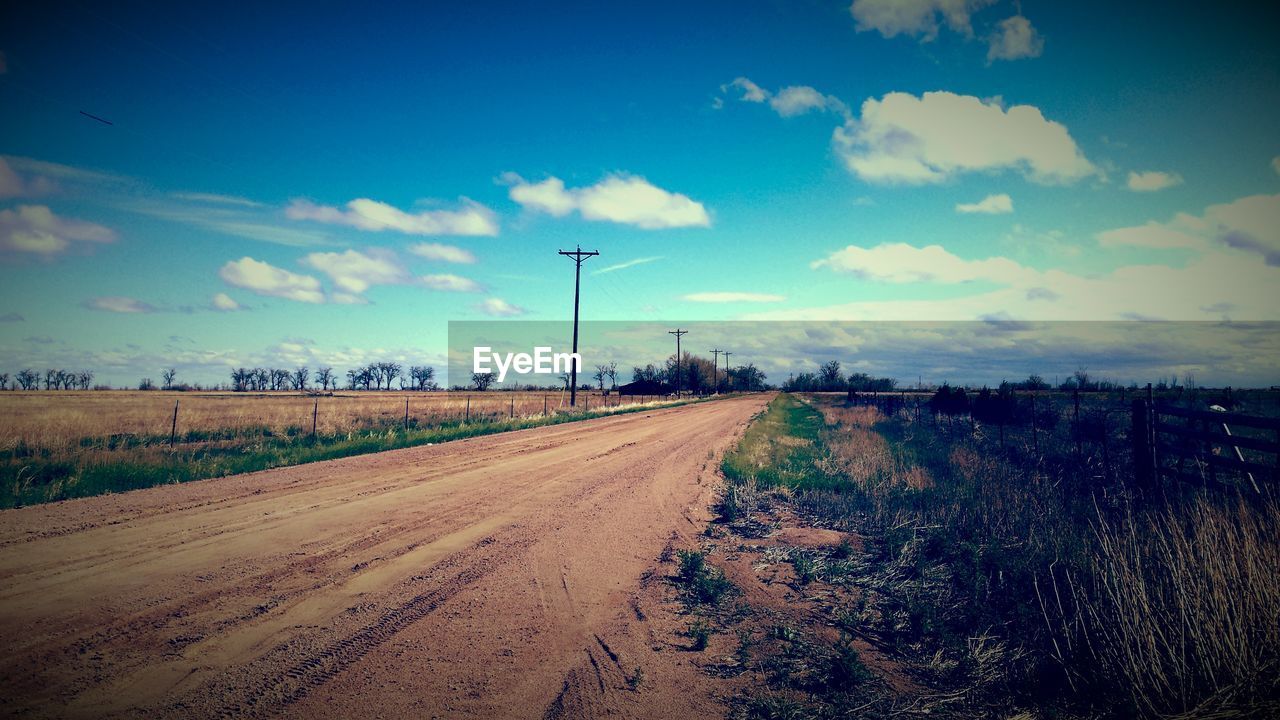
[0, 395, 769, 719]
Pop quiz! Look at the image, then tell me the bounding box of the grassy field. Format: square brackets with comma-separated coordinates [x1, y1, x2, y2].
[0, 389, 681, 508]
[709, 393, 1279, 719]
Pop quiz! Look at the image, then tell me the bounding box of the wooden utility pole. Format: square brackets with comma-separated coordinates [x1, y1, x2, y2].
[721, 351, 732, 391]
[710, 349, 722, 394]
[669, 329, 688, 397]
[558, 246, 599, 407]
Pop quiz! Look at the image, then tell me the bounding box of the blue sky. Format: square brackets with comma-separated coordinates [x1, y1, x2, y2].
[1, 1, 1278, 387]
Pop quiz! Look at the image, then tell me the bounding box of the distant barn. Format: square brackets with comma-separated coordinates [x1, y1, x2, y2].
[617, 379, 669, 396]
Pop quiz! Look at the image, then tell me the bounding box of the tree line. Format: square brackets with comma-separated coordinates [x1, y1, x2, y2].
[0, 369, 96, 391]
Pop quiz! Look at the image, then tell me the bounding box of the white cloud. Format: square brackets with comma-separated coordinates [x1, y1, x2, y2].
[301, 248, 407, 295]
[987, 15, 1044, 62]
[85, 296, 158, 314]
[0, 157, 57, 199]
[171, 192, 264, 207]
[956, 193, 1013, 214]
[210, 293, 243, 312]
[420, 274, 483, 292]
[1126, 170, 1183, 192]
[475, 297, 526, 317]
[0, 204, 116, 256]
[505, 174, 711, 229]
[1098, 193, 1280, 264]
[683, 292, 787, 303]
[814, 242, 1035, 285]
[850, 0, 993, 41]
[723, 78, 847, 118]
[408, 242, 476, 264]
[726, 77, 768, 103]
[219, 257, 325, 304]
[833, 91, 1096, 184]
[592, 256, 664, 275]
[286, 197, 499, 236]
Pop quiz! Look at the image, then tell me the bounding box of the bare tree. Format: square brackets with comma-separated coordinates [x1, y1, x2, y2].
[162, 368, 177, 390]
[77, 371, 93, 390]
[293, 366, 309, 391]
[605, 361, 618, 390]
[472, 372, 495, 391]
[138, 377, 155, 390]
[17, 369, 38, 390]
[409, 366, 436, 391]
[316, 367, 334, 391]
[593, 364, 608, 391]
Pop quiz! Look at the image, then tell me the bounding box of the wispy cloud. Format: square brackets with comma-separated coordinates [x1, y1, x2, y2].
[956, 193, 1013, 214]
[474, 297, 526, 317]
[684, 292, 787, 303]
[408, 242, 476, 264]
[592, 256, 664, 275]
[503, 173, 711, 230]
[421, 274, 484, 292]
[0, 312, 23, 323]
[286, 197, 499, 236]
[170, 191, 265, 207]
[84, 296, 159, 314]
[721, 77, 849, 119]
[1126, 170, 1183, 192]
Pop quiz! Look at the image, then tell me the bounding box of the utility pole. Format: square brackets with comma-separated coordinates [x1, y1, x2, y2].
[558, 245, 599, 406]
[721, 351, 732, 391]
[710, 349, 723, 394]
[668, 329, 688, 397]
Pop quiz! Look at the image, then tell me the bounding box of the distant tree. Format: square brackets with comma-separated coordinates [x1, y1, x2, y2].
[0, 372, 8, 390]
[16, 369, 38, 391]
[316, 367, 334, 391]
[271, 368, 291, 391]
[605, 361, 618, 389]
[846, 372, 896, 392]
[138, 377, 156, 391]
[472, 371, 495, 391]
[558, 372, 571, 390]
[1018, 374, 1049, 391]
[632, 364, 662, 384]
[818, 360, 844, 391]
[293, 366, 309, 391]
[254, 368, 269, 391]
[593, 364, 609, 391]
[728, 363, 767, 391]
[409, 365, 436, 391]
[162, 368, 177, 390]
[44, 369, 59, 390]
[77, 371, 94, 390]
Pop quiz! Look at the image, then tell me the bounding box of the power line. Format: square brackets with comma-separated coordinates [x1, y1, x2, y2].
[558, 246, 598, 407]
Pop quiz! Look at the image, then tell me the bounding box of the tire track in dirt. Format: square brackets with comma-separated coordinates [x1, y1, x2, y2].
[0, 395, 770, 719]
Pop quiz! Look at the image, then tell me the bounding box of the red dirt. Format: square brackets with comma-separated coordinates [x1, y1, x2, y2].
[0, 394, 772, 719]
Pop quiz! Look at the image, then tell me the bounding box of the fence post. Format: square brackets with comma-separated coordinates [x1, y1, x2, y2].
[544, 394, 548, 417]
[1132, 395, 1154, 491]
[404, 397, 409, 431]
[510, 395, 514, 419]
[1031, 394, 1038, 454]
[312, 399, 318, 437]
[465, 395, 470, 423]
[170, 400, 179, 447]
[1073, 389, 1082, 457]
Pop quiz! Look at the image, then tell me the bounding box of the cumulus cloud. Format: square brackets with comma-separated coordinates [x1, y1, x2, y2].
[210, 293, 243, 312]
[987, 15, 1044, 62]
[85, 296, 158, 314]
[833, 91, 1096, 184]
[1127, 170, 1183, 192]
[219, 257, 325, 304]
[504, 173, 711, 229]
[0, 312, 23, 322]
[1099, 193, 1280, 263]
[814, 243, 1035, 285]
[300, 248, 407, 295]
[722, 78, 847, 118]
[286, 197, 499, 236]
[474, 297, 526, 317]
[956, 193, 1013, 214]
[850, 0, 993, 40]
[420, 274, 483, 292]
[0, 204, 116, 256]
[408, 242, 476, 264]
[684, 292, 787, 303]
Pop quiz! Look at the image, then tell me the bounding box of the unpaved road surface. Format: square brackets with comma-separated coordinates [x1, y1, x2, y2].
[0, 395, 770, 719]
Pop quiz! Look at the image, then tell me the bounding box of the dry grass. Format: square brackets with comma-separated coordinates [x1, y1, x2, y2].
[0, 389, 635, 453]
